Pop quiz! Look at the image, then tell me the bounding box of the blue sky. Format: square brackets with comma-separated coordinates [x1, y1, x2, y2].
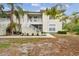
[4, 3, 79, 16]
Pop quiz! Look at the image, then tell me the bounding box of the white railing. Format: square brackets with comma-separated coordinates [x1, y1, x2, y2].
[29, 25, 41, 32]
[29, 18, 42, 22]
[22, 19, 41, 33]
[0, 18, 10, 24]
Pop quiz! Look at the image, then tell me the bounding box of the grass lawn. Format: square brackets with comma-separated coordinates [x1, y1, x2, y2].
[0, 43, 10, 48]
[7, 38, 49, 44]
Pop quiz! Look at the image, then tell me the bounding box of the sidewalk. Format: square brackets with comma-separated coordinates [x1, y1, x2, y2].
[0, 34, 56, 39]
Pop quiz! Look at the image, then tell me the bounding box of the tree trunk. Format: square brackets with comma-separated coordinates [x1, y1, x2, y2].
[9, 4, 14, 35]
[18, 19, 21, 32]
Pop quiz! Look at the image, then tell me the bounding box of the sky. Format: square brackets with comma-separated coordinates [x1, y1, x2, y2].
[3, 3, 79, 16]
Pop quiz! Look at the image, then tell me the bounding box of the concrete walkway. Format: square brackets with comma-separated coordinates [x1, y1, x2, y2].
[0, 34, 56, 38]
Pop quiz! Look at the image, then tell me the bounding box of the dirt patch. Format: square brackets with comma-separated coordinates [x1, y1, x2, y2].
[0, 35, 79, 56]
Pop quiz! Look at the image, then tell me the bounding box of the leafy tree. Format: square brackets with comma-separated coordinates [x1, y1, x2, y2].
[63, 12, 79, 33]
[71, 11, 79, 24]
[6, 3, 24, 35]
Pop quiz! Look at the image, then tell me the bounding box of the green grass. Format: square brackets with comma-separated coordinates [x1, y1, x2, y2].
[0, 38, 48, 49]
[0, 43, 10, 48]
[7, 38, 44, 44]
[0, 38, 49, 48]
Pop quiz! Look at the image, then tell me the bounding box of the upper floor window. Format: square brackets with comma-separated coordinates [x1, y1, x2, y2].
[49, 16, 54, 20]
[49, 27, 55, 31]
[34, 16, 38, 18]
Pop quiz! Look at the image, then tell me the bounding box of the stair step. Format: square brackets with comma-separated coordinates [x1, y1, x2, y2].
[22, 22, 41, 35]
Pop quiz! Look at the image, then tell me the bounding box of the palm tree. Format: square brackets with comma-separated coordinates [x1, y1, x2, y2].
[45, 4, 69, 30]
[71, 11, 79, 24]
[0, 4, 4, 13]
[0, 4, 7, 18]
[45, 4, 66, 19]
[6, 3, 24, 35]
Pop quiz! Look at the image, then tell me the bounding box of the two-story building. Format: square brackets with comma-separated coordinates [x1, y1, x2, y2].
[0, 11, 62, 35]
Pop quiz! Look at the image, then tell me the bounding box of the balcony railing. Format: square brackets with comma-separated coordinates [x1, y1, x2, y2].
[29, 25, 41, 32]
[28, 18, 42, 22]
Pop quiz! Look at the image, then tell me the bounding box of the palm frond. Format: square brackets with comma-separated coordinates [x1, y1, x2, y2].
[72, 12, 79, 15]
[14, 10, 20, 20]
[0, 4, 4, 14]
[45, 4, 66, 19]
[16, 6, 24, 17]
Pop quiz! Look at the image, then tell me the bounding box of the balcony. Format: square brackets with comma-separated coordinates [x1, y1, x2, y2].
[28, 18, 42, 24]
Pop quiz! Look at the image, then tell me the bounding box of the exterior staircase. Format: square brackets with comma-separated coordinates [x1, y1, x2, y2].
[22, 20, 41, 35]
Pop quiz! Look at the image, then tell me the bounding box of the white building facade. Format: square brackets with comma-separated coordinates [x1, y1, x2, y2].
[0, 11, 62, 35]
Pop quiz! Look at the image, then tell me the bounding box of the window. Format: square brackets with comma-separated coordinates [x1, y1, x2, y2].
[34, 19, 37, 22]
[34, 16, 37, 18]
[49, 16, 53, 20]
[49, 24, 56, 26]
[49, 28, 55, 31]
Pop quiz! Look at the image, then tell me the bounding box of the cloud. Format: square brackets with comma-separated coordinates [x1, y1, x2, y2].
[35, 10, 40, 12]
[40, 7, 51, 10]
[4, 7, 10, 11]
[31, 3, 40, 7]
[65, 4, 70, 8]
[30, 9, 40, 12]
[23, 8, 26, 11]
[40, 7, 46, 10]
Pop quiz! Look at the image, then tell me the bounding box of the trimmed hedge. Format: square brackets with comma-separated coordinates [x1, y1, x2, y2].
[75, 32, 79, 35]
[57, 31, 67, 34]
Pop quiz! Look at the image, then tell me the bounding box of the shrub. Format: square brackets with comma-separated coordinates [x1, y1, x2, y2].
[36, 33, 39, 36]
[75, 32, 79, 35]
[13, 31, 22, 35]
[57, 31, 67, 34]
[32, 33, 34, 36]
[27, 33, 29, 36]
[73, 25, 79, 32]
[63, 23, 76, 32]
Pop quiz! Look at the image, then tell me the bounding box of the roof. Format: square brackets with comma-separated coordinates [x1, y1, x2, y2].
[3, 10, 46, 13]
